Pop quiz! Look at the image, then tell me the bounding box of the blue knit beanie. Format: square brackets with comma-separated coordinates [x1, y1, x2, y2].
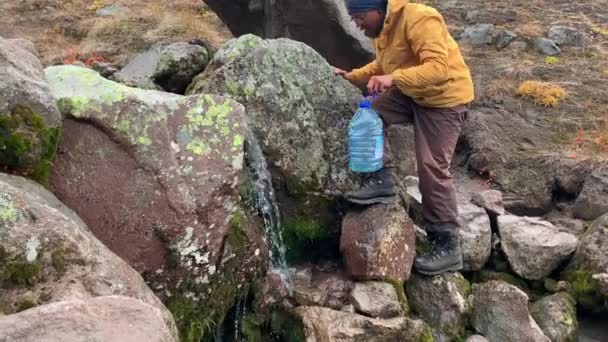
[345, 0, 388, 15]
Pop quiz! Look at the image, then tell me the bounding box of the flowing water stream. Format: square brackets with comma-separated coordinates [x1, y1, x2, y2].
[245, 133, 289, 272]
[220, 133, 291, 341]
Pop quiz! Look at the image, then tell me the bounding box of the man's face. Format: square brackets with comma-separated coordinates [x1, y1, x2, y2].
[350, 10, 384, 38]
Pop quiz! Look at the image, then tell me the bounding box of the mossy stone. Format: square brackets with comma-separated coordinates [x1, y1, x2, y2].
[240, 313, 264, 342]
[387, 278, 410, 314]
[0, 251, 43, 287]
[227, 211, 248, 249]
[0, 105, 60, 185]
[563, 269, 606, 312]
[167, 209, 262, 342]
[51, 250, 66, 275]
[420, 323, 435, 342]
[15, 299, 37, 312]
[441, 321, 466, 342]
[280, 192, 339, 264]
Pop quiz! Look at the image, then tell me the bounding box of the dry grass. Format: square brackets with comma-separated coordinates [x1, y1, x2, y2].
[482, 78, 516, 102]
[517, 81, 567, 107]
[500, 60, 535, 80]
[551, 112, 608, 161]
[28, 28, 81, 63]
[572, 112, 608, 153]
[82, 16, 158, 56]
[3, 0, 231, 65]
[516, 22, 545, 38]
[140, 3, 228, 48]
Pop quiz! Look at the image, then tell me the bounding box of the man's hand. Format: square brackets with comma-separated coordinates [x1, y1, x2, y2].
[367, 75, 394, 94]
[334, 67, 348, 78]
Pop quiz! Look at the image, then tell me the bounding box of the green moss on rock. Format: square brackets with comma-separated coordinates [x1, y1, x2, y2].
[167, 287, 219, 342]
[283, 215, 333, 263]
[0, 247, 43, 288]
[240, 313, 264, 342]
[0, 105, 60, 185]
[449, 272, 472, 297]
[168, 275, 250, 342]
[558, 292, 578, 339]
[227, 211, 248, 249]
[280, 193, 339, 264]
[387, 278, 410, 314]
[441, 322, 466, 342]
[167, 208, 262, 342]
[51, 250, 66, 275]
[419, 323, 435, 342]
[15, 299, 37, 313]
[564, 269, 606, 312]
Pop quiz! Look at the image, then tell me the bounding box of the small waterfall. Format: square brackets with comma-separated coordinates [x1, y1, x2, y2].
[218, 132, 291, 342]
[233, 297, 247, 341]
[245, 132, 289, 273]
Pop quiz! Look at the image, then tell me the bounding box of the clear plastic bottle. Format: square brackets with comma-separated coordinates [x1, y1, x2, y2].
[348, 98, 384, 172]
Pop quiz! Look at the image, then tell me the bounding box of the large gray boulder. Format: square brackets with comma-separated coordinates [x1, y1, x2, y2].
[340, 203, 416, 282]
[0, 37, 61, 184]
[459, 24, 495, 45]
[0, 172, 173, 336]
[188, 34, 362, 196]
[562, 213, 608, 312]
[498, 215, 578, 280]
[406, 273, 471, 342]
[470, 281, 550, 342]
[290, 306, 431, 342]
[44, 65, 265, 339]
[462, 106, 554, 215]
[534, 38, 561, 56]
[530, 292, 578, 342]
[495, 30, 517, 49]
[574, 169, 608, 220]
[0, 296, 176, 342]
[547, 26, 586, 46]
[112, 42, 210, 93]
[202, 0, 373, 70]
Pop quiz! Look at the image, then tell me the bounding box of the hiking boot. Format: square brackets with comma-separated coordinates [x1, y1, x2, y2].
[414, 231, 463, 276]
[345, 167, 396, 205]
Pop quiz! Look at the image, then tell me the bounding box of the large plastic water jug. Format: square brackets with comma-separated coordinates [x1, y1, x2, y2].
[348, 98, 383, 172]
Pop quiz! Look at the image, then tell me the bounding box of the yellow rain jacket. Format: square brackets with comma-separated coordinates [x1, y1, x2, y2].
[347, 0, 474, 108]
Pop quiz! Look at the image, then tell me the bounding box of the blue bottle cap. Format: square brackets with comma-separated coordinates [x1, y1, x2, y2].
[359, 99, 371, 108]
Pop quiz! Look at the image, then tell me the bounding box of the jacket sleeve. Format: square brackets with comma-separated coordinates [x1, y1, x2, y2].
[346, 60, 381, 88]
[391, 12, 449, 91]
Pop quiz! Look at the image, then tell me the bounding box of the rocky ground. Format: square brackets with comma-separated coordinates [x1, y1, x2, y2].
[1, 0, 608, 342]
[0, 0, 231, 65]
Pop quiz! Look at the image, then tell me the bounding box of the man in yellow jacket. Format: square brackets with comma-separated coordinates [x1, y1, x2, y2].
[337, 0, 475, 275]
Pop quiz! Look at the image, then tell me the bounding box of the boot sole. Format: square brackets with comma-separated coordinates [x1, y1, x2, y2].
[345, 195, 397, 205]
[415, 260, 464, 276]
